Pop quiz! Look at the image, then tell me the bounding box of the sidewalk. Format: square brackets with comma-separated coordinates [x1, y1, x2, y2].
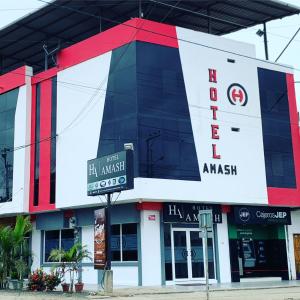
[85, 280, 300, 297]
[1, 280, 300, 300]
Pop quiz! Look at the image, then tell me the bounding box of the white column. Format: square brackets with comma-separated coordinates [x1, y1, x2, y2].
[81, 226, 98, 285]
[216, 213, 231, 283]
[31, 222, 41, 271]
[140, 210, 162, 286]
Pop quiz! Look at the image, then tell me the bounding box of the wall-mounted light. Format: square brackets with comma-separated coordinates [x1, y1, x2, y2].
[124, 143, 134, 151]
[256, 29, 264, 37]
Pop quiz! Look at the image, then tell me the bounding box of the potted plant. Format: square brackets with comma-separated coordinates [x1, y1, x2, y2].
[74, 280, 84, 293]
[10, 271, 19, 290]
[49, 243, 91, 293]
[0, 216, 32, 290]
[27, 269, 46, 291]
[45, 271, 61, 291]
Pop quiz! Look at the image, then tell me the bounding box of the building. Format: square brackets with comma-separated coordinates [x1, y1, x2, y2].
[1, 3, 300, 287]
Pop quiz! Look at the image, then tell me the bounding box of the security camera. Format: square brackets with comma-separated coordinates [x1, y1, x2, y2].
[124, 143, 134, 151]
[69, 216, 77, 228]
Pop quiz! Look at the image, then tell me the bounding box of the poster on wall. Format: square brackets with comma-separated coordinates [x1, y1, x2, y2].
[94, 208, 106, 269]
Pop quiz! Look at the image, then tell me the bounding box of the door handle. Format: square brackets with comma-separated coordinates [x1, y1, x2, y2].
[190, 249, 196, 258]
[182, 249, 188, 259]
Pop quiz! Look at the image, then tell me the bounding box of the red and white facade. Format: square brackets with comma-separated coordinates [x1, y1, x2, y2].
[1, 18, 300, 286]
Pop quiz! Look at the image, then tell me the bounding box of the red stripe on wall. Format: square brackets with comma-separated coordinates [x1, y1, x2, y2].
[58, 18, 178, 71]
[29, 85, 37, 212]
[0, 66, 27, 94]
[32, 67, 59, 85]
[136, 202, 163, 211]
[35, 79, 55, 212]
[268, 73, 300, 206]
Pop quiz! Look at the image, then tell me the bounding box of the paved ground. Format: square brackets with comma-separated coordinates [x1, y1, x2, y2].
[2, 281, 300, 299]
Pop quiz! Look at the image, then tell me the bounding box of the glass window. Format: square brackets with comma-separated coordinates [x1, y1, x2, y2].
[122, 223, 137, 261]
[44, 229, 74, 263]
[164, 224, 173, 281]
[0, 89, 18, 203]
[44, 230, 59, 262]
[111, 223, 138, 262]
[111, 224, 121, 261]
[258, 68, 296, 188]
[61, 229, 74, 252]
[97, 42, 200, 182]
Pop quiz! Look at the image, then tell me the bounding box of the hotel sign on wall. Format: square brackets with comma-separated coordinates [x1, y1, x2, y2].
[163, 203, 222, 224]
[87, 150, 134, 196]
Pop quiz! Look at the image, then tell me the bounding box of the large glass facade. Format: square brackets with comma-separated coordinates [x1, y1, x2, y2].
[258, 68, 296, 188]
[0, 88, 18, 202]
[98, 41, 200, 181]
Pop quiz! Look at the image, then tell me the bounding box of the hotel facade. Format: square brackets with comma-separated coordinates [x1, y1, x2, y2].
[1, 18, 300, 286]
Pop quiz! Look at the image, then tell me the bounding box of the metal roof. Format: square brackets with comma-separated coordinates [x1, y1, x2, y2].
[0, 0, 299, 74]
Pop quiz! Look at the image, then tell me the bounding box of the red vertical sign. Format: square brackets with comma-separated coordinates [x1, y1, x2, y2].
[94, 208, 106, 269]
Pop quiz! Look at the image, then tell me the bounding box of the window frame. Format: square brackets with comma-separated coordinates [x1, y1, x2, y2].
[43, 229, 74, 264]
[112, 223, 138, 262]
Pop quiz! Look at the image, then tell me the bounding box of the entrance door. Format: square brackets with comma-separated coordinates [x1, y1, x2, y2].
[171, 228, 214, 281]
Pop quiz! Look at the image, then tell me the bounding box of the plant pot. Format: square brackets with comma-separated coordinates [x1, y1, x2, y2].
[61, 283, 70, 292]
[10, 279, 19, 290]
[75, 282, 84, 293]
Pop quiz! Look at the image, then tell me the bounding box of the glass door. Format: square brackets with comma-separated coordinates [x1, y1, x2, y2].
[171, 228, 215, 282]
[172, 230, 189, 279]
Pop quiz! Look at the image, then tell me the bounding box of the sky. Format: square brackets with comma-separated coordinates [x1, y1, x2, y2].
[0, 0, 300, 104]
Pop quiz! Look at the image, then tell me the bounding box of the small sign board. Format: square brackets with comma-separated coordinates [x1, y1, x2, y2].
[87, 150, 134, 196]
[198, 210, 213, 229]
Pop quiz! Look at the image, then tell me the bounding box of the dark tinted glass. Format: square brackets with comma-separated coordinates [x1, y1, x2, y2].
[258, 68, 296, 188]
[98, 42, 138, 167]
[136, 42, 200, 181]
[98, 41, 200, 181]
[50, 77, 57, 204]
[164, 224, 173, 281]
[44, 230, 59, 262]
[0, 88, 18, 202]
[61, 229, 74, 252]
[34, 84, 41, 205]
[111, 224, 121, 261]
[122, 223, 137, 261]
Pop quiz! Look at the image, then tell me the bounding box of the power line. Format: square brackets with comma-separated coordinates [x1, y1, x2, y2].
[0, 1, 298, 153]
[34, 0, 300, 74]
[275, 26, 300, 62]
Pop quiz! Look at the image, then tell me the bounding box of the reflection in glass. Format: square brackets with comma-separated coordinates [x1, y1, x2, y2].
[0, 89, 18, 202]
[173, 231, 188, 279]
[190, 231, 204, 278]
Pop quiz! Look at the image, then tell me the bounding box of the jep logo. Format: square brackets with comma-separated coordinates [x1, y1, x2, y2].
[227, 83, 248, 106]
[239, 208, 250, 222]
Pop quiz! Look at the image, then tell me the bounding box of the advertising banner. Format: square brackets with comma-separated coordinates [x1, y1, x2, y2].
[233, 206, 291, 225]
[94, 208, 106, 269]
[87, 150, 134, 196]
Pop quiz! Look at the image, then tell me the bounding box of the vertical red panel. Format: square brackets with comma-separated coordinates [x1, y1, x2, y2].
[29, 85, 37, 212]
[38, 79, 52, 209]
[268, 73, 300, 206]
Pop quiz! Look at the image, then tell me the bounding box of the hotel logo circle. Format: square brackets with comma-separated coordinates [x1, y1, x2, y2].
[227, 83, 248, 106]
[239, 207, 250, 222]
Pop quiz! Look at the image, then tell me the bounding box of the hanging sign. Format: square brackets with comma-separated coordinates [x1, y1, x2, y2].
[87, 150, 134, 196]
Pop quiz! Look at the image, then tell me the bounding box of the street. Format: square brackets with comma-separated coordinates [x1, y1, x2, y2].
[1, 287, 300, 300]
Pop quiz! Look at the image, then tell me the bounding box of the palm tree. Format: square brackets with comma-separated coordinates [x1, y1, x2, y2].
[0, 215, 32, 288]
[49, 243, 91, 293]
